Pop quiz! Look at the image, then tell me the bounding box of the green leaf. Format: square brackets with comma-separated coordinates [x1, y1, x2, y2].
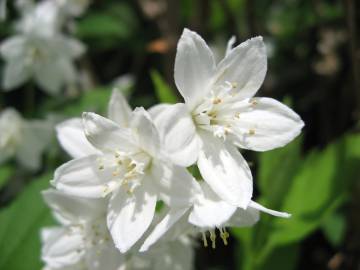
[150, 70, 178, 104]
[0, 173, 53, 270]
[0, 165, 13, 189]
[322, 212, 346, 247]
[258, 136, 303, 208]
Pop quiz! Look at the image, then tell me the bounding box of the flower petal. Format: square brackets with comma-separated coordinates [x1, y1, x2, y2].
[129, 107, 160, 157]
[107, 181, 157, 253]
[215, 36, 267, 100]
[41, 227, 84, 269]
[150, 103, 201, 167]
[0, 36, 26, 60]
[227, 206, 260, 227]
[229, 97, 304, 151]
[2, 60, 30, 90]
[16, 120, 52, 170]
[139, 208, 188, 252]
[56, 118, 98, 159]
[197, 131, 253, 208]
[249, 201, 291, 218]
[189, 182, 237, 228]
[107, 88, 132, 127]
[82, 112, 137, 153]
[42, 189, 106, 224]
[174, 28, 216, 110]
[53, 155, 112, 198]
[150, 160, 201, 208]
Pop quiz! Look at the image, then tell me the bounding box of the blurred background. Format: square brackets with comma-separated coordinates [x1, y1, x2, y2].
[0, 0, 359, 269]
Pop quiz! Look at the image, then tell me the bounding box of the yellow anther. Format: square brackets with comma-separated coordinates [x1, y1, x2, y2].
[231, 82, 238, 88]
[220, 228, 230, 246]
[249, 98, 258, 106]
[112, 171, 119, 177]
[235, 112, 240, 118]
[98, 165, 104, 170]
[249, 129, 255, 135]
[212, 97, 222, 104]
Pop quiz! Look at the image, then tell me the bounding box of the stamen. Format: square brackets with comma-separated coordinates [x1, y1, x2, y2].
[212, 97, 222, 104]
[231, 82, 238, 88]
[249, 129, 255, 135]
[235, 112, 240, 118]
[202, 232, 208, 247]
[209, 230, 216, 249]
[249, 98, 258, 106]
[220, 228, 230, 246]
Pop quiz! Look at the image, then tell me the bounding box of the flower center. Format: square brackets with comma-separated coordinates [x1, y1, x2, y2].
[97, 151, 151, 197]
[193, 82, 259, 140]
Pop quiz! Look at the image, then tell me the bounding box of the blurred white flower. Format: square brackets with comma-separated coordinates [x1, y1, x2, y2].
[41, 189, 124, 270]
[140, 181, 290, 251]
[53, 89, 199, 253]
[151, 28, 304, 208]
[0, 0, 85, 94]
[0, 108, 52, 169]
[56, 0, 91, 17]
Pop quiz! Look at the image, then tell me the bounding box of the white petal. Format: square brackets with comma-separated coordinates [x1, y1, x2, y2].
[2, 60, 30, 90]
[41, 227, 84, 269]
[42, 189, 106, 224]
[53, 155, 112, 198]
[16, 120, 52, 170]
[130, 107, 160, 157]
[189, 182, 237, 228]
[0, 36, 26, 60]
[82, 112, 137, 153]
[197, 132, 253, 208]
[227, 206, 260, 227]
[108, 88, 132, 127]
[150, 160, 201, 207]
[215, 36, 267, 99]
[225, 36, 236, 57]
[150, 103, 201, 167]
[34, 60, 64, 95]
[56, 118, 98, 159]
[139, 208, 188, 252]
[85, 244, 124, 270]
[174, 28, 216, 110]
[229, 97, 304, 151]
[249, 201, 291, 218]
[107, 182, 157, 253]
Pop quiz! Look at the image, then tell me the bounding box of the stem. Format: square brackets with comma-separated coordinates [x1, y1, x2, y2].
[344, 0, 360, 120]
[25, 81, 35, 117]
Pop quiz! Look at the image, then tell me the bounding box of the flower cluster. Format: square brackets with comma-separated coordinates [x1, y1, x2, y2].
[41, 28, 304, 269]
[0, 0, 85, 94]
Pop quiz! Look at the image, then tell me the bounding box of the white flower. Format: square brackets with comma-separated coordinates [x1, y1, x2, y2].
[41, 189, 124, 270]
[140, 181, 290, 252]
[151, 28, 304, 208]
[56, 0, 91, 17]
[0, 1, 85, 94]
[53, 89, 199, 253]
[0, 108, 52, 169]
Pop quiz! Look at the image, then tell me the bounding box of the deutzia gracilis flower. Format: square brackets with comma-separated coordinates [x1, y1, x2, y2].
[56, 0, 91, 17]
[140, 181, 290, 252]
[0, 108, 52, 169]
[151, 28, 304, 208]
[41, 189, 124, 270]
[0, 0, 85, 94]
[53, 89, 199, 253]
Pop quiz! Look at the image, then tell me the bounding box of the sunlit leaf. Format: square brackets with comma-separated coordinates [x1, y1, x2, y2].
[150, 70, 178, 104]
[0, 173, 53, 270]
